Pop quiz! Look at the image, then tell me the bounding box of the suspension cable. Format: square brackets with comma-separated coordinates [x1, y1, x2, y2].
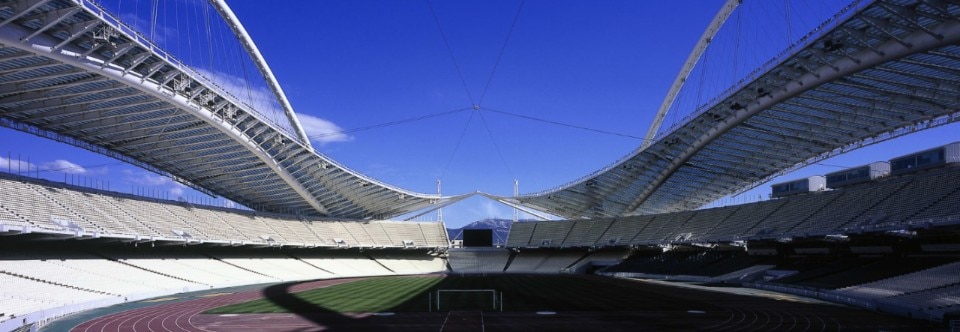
[308, 107, 472, 139]
[426, 0, 476, 106]
[476, 109, 514, 177]
[440, 110, 477, 179]
[482, 107, 646, 141]
[150, 0, 159, 42]
[477, 0, 525, 106]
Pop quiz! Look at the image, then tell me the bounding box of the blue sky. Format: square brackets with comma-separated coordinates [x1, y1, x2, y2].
[2, 0, 959, 228]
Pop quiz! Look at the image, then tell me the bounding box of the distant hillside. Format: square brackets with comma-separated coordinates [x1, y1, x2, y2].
[446, 218, 535, 246]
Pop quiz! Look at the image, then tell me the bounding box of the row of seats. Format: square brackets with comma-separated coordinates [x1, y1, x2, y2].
[604, 250, 738, 276]
[771, 257, 960, 318]
[0, 249, 444, 322]
[507, 166, 960, 248]
[879, 284, 960, 317]
[445, 249, 629, 274]
[0, 273, 106, 319]
[0, 258, 187, 296]
[446, 249, 511, 273]
[835, 261, 960, 299]
[0, 174, 448, 248]
[368, 251, 448, 275]
[505, 251, 586, 274]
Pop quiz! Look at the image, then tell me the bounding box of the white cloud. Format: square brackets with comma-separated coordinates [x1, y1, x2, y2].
[123, 169, 188, 199]
[42, 159, 87, 174]
[0, 156, 35, 173]
[482, 201, 504, 218]
[169, 186, 185, 197]
[192, 69, 351, 146]
[130, 172, 174, 186]
[463, 200, 510, 220]
[298, 113, 352, 144]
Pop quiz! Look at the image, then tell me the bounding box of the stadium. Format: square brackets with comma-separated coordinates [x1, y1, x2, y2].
[1, 0, 959, 331]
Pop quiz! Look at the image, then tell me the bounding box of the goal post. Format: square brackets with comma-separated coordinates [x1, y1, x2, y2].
[433, 289, 502, 312]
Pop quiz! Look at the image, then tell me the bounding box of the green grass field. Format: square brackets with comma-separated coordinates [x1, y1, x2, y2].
[205, 275, 703, 314]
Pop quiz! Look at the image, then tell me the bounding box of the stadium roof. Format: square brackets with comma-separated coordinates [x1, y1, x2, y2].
[488, 0, 960, 219]
[0, 0, 469, 219]
[2, 0, 959, 220]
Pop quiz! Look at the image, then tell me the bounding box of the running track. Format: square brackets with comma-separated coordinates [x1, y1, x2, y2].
[71, 278, 367, 332]
[69, 276, 938, 332]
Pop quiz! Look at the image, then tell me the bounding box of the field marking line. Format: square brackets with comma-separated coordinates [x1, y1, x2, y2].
[439, 311, 452, 332]
[481, 311, 485, 332]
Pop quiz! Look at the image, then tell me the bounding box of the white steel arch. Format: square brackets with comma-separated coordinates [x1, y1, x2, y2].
[494, 0, 960, 219]
[641, 0, 741, 149]
[0, 0, 456, 218]
[208, 0, 313, 151]
[3, 0, 959, 222]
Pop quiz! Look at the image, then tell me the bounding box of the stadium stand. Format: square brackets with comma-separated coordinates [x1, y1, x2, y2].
[790, 180, 909, 237]
[503, 251, 548, 273]
[0, 244, 445, 328]
[366, 250, 447, 275]
[294, 250, 395, 277]
[339, 222, 377, 247]
[418, 222, 452, 247]
[0, 179, 76, 233]
[575, 218, 615, 247]
[633, 211, 696, 244]
[362, 222, 395, 246]
[878, 284, 960, 319]
[605, 249, 698, 276]
[561, 248, 631, 273]
[527, 220, 575, 248]
[379, 221, 431, 247]
[846, 170, 960, 230]
[504, 222, 535, 247]
[307, 221, 355, 247]
[257, 215, 307, 245]
[0, 203, 29, 229]
[700, 200, 785, 241]
[746, 191, 840, 238]
[520, 164, 960, 249]
[835, 262, 960, 299]
[531, 251, 589, 273]
[209, 252, 335, 282]
[214, 213, 277, 244]
[0, 173, 448, 249]
[0, 254, 187, 296]
[680, 207, 736, 243]
[0, 273, 108, 318]
[600, 217, 645, 246]
[446, 248, 511, 274]
[502, 249, 589, 273]
[0, 172, 452, 328]
[2, 147, 960, 328]
[788, 258, 956, 290]
[560, 219, 598, 247]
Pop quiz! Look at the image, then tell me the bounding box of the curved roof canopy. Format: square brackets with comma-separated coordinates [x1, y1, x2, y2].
[0, 0, 469, 219]
[2, 0, 959, 221]
[490, 0, 960, 219]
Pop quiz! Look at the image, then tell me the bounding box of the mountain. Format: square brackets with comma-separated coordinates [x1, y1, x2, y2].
[446, 218, 535, 246]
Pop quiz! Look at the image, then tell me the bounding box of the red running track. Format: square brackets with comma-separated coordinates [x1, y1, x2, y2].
[71, 278, 366, 332]
[69, 276, 938, 332]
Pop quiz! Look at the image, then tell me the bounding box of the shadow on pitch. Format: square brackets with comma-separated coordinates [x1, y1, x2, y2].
[261, 278, 446, 332]
[261, 281, 359, 331]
